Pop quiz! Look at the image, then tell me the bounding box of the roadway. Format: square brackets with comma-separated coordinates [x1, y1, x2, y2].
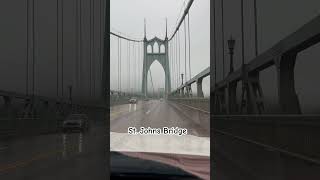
[110, 99, 210, 179]
[0, 125, 107, 180]
[110, 99, 210, 137]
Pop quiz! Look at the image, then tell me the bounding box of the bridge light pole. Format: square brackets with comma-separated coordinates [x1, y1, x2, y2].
[227, 37, 235, 74]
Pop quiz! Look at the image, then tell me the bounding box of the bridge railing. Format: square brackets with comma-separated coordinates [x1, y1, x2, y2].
[169, 97, 209, 113]
[168, 67, 210, 112]
[212, 15, 320, 177]
[212, 14, 320, 115]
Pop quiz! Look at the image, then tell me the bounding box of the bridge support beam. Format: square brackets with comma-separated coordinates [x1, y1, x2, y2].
[240, 65, 265, 114]
[228, 82, 237, 114]
[213, 88, 226, 114]
[180, 87, 185, 97]
[275, 53, 301, 114]
[197, 79, 204, 98]
[186, 85, 192, 97]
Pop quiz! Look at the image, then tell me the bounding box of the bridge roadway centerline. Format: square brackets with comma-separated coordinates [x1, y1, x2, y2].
[0, 126, 106, 179]
[110, 99, 209, 137]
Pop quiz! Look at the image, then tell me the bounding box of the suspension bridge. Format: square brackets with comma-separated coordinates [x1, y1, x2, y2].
[109, 0, 210, 149]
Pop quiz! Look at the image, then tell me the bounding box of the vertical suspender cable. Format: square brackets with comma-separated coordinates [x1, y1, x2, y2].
[184, 19, 187, 83]
[177, 32, 179, 88]
[89, 0, 92, 96]
[221, 0, 225, 78]
[170, 41, 172, 91]
[55, 0, 58, 97]
[129, 41, 131, 93]
[172, 38, 175, 89]
[79, 0, 82, 95]
[61, 0, 64, 97]
[213, 0, 217, 86]
[92, 0, 95, 96]
[117, 38, 120, 91]
[99, 0, 102, 86]
[26, 0, 29, 96]
[174, 35, 176, 89]
[120, 39, 122, 92]
[32, 0, 35, 97]
[178, 30, 181, 86]
[127, 41, 129, 92]
[188, 13, 191, 81]
[175, 37, 176, 89]
[172, 40, 174, 90]
[172, 37, 174, 89]
[137, 42, 140, 92]
[254, 0, 258, 56]
[132, 42, 135, 93]
[134, 42, 136, 92]
[241, 0, 245, 66]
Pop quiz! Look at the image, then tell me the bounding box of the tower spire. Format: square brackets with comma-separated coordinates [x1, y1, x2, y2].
[144, 18, 147, 39]
[165, 18, 168, 39]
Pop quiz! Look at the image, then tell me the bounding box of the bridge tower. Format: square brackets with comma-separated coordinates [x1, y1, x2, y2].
[142, 20, 171, 97]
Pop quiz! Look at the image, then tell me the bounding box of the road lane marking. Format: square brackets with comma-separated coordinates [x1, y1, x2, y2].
[110, 101, 154, 120]
[129, 104, 132, 112]
[145, 110, 150, 114]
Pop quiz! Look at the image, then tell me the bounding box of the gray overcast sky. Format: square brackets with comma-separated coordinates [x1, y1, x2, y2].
[110, 0, 210, 96]
[110, 0, 320, 112]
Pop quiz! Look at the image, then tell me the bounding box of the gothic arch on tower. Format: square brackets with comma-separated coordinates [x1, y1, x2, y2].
[142, 36, 171, 96]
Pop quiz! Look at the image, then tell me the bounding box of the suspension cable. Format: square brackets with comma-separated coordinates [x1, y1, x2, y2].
[109, 31, 143, 42]
[169, 0, 194, 41]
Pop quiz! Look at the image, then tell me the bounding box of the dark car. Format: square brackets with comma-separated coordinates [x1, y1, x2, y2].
[129, 97, 137, 104]
[62, 114, 89, 133]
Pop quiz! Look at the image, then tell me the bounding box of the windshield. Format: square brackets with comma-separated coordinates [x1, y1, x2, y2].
[110, 0, 210, 179]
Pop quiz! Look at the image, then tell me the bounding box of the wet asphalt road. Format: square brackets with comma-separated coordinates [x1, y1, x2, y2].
[0, 100, 209, 180]
[110, 99, 210, 137]
[110, 99, 210, 179]
[0, 125, 107, 180]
